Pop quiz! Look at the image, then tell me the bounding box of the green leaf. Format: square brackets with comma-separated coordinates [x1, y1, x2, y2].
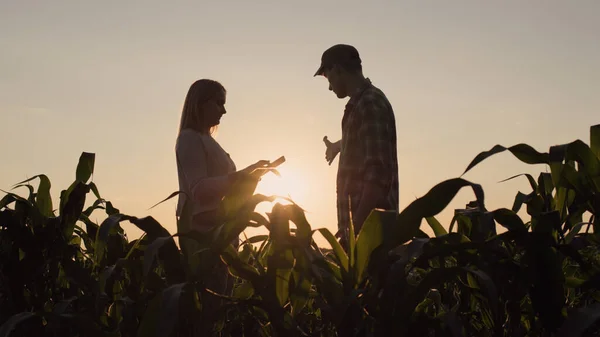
[425, 216, 447, 237]
[76, 152, 95, 183]
[492, 208, 526, 232]
[462, 143, 549, 176]
[59, 181, 89, 238]
[355, 210, 385, 283]
[565, 276, 586, 288]
[137, 292, 162, 337]
[82, 198, 104, 217]
[0, 312, 38, 337]
[565, 222, 588, 243]
[397, 178, 484, 247]
[95, 214, 125, 265]
[10, 184, 34, 199]
[129, 215, 171, 238]
[465, 268, 499, 322]
[141, 233, 184, 284]
[0, 193, 18, 209]
[557, 302, 600, 337]
[88, 182, 101, 199]
[290, 270, 312, 316]
[157, 283, 187, 337]
[233, 281, 255, 299]
[143, 236, 173, 277]
[219, 194, 276, 247]
[286, 204, 312, 247]
[512, 191, 532, 213]
[98, 265, 116, 295]
[317, 228, 348, 272]
[273, 249, 294, 306]
[27, 174, 53, 217]
[401, 267, 465, 318]
[105, 201, 120, 216]
[221, 245, 261, 283]
[149, 190, 181, 210]
[538, 172, 554, 196]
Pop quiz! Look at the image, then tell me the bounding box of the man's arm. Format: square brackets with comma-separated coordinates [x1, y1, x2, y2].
[353, 95, 394, 232]
[323, 136, 341, 165]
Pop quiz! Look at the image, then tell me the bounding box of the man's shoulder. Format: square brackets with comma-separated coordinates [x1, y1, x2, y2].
[357, 83, 394, 115]
[364, 85, 389, 100]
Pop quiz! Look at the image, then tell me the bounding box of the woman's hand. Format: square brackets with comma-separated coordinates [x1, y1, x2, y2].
[228, 160, 270, 185]
[241, 160, 270, 174]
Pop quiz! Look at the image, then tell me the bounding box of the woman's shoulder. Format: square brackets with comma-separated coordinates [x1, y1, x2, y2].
[176, 129, 204, 150]
[177, 129, 210, 144]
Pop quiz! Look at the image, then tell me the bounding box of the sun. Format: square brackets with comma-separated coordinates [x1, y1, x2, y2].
[254, 165, 308, 208]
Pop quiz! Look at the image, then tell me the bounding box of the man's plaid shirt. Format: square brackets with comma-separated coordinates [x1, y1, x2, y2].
[336, 78, 399, 235]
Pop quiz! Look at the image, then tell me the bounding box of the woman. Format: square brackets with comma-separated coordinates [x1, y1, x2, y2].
[175, 79, 267, 320]
[175, 79, 268, 233]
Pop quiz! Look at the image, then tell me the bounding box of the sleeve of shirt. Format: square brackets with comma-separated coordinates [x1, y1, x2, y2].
[176, 132, 231, 210]
[357, 93, 394, 189]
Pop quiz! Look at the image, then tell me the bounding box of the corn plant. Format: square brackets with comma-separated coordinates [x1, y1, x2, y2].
[2, 125, 600, 336]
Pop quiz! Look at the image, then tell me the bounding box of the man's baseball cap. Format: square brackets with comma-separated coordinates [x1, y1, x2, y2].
[313, 44, 362, 77]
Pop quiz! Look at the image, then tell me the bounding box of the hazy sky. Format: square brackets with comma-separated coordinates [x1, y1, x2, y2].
[1, 1, 599, 244]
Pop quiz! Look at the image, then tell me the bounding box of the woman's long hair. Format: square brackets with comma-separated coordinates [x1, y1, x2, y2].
[178, 79, 226, 135]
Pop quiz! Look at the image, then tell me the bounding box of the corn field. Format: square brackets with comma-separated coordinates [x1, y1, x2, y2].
[2, 125, 600, 336]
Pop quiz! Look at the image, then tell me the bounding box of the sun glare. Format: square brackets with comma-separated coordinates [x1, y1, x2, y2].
[254, 165, 308, 209]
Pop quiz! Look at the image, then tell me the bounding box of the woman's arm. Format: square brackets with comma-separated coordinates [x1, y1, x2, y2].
[176, 132, 233, 206]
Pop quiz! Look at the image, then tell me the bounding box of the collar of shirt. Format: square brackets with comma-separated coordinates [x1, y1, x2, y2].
[342, 78, 372, 126]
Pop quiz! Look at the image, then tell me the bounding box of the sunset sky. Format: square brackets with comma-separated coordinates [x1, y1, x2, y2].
[1, 1, 599, 245]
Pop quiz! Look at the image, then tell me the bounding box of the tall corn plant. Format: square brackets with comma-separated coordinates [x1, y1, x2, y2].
[0, 153, 157, 336]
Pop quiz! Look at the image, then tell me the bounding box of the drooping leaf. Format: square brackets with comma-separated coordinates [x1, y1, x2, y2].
[105, 201, 120, 216]
[0, 193, 18, 209]
[396, 178, 484, 247]
[492, 208, 526, 232]
[462, 143, 549, 176]
[499, 173, 538, 192]
[512, 191, 532, 213]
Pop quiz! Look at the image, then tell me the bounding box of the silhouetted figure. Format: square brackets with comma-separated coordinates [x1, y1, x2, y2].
[315, 44, 399, 247]
[175, 79, 269, 331]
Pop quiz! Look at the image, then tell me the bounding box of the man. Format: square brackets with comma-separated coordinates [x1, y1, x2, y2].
[314, 44, 399, 244]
